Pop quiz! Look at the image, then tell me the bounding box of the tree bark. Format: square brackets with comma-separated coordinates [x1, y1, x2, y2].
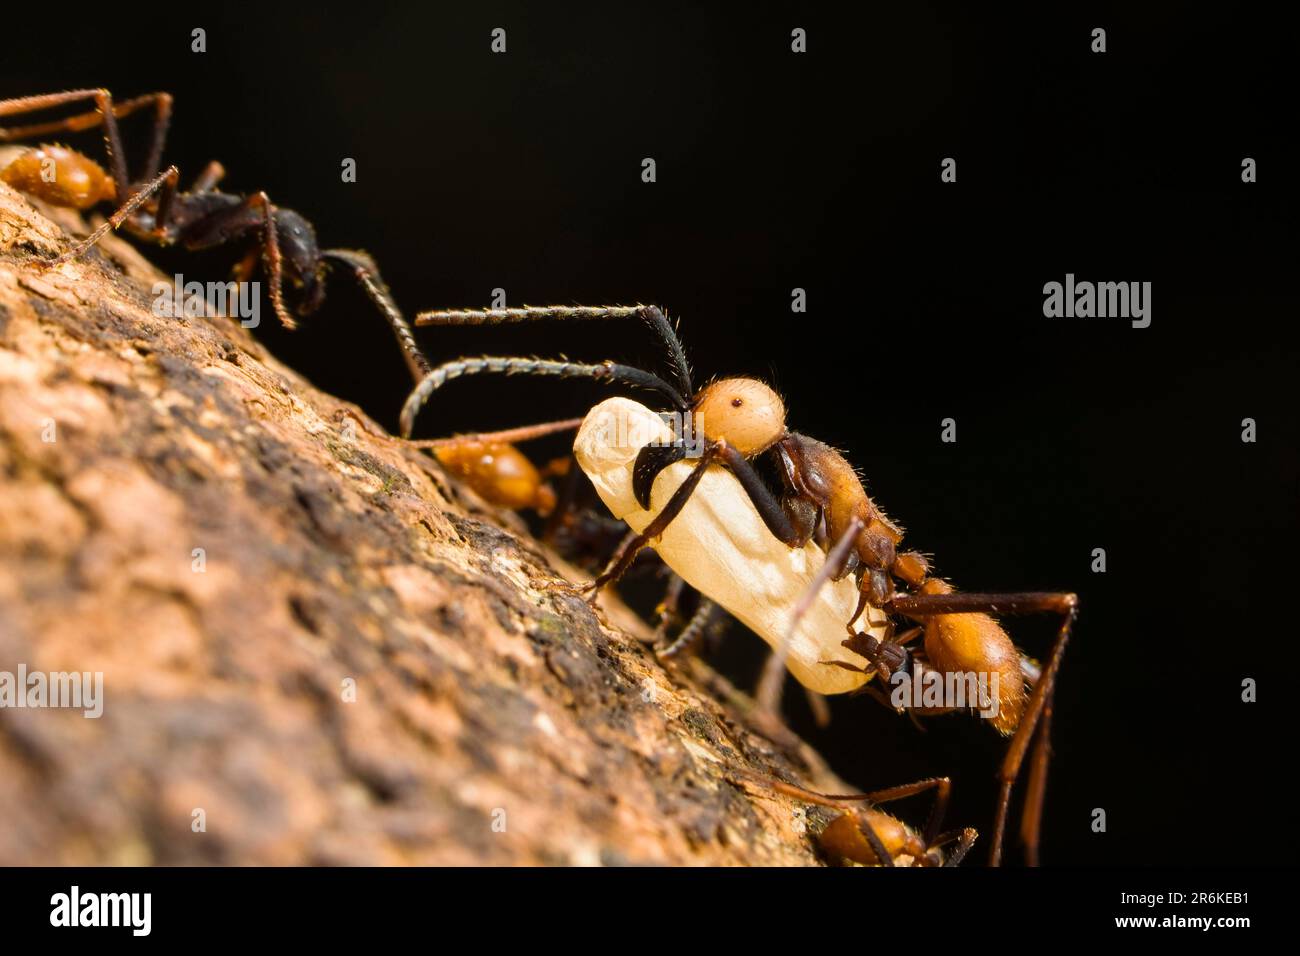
[0, 183, 851, 866]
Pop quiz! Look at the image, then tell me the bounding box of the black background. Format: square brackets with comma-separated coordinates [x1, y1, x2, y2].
[3, 3, 1296, 865]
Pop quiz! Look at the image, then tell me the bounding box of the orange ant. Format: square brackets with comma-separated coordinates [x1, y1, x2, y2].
[397, 303, 1078, 866]
[729, 766, 977, 867]
[0, 89, 426, 376]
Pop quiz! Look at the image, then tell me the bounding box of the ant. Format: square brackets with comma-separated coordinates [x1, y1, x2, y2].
[0, 91, 627, 568]
[406, 418, 587, 517]
[397, 302, 1078, 866]
[0, 89, 427, 378]
[729, 766, 977, 867]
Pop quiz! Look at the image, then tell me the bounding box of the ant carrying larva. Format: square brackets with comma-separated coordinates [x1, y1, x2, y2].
[399, 302, 1078, 866]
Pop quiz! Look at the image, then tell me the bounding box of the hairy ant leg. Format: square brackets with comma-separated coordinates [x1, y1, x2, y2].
[657, 594, 720, 659]
[886, 588, 1077, 866]
[52, 164, 180, 264]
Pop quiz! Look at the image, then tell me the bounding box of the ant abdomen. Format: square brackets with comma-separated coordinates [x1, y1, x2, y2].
[0, 144, 115, 209]
[917, 580, 1028, 735]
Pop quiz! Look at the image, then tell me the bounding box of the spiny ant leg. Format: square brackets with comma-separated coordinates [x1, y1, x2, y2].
[658, 595, 718, 659]
[934, 828, 979, 866]
[581, 442, 723, 599]
[321, 248, 430, 381]
[413, 304, 692, 395]
[133, 93, 173, 182]
[886, 589, 1077, 866]
[754, 516, 865, 720]
[47, 164, 179, 267]
[250, 192, 292, 330]
[400, 356, 689, 439]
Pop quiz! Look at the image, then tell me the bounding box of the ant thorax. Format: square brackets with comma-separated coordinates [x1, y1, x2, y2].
[574, 396, 891, 693]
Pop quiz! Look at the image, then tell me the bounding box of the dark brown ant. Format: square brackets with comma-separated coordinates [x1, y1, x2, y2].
[397, 303, 1078, 866]
[0, 89, 427, 377]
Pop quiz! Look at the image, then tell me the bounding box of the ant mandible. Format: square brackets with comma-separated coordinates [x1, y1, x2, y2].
[397, 303, 1078, 866]
[0, 89, 427, 379]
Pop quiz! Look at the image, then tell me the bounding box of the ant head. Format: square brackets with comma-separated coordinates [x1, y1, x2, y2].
[0, 144, 115, 210]
[273, 208, 324, 310]
[692, 377, 786, 456]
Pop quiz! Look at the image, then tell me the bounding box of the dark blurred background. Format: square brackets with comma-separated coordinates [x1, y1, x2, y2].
[4, 2, 1295, 864]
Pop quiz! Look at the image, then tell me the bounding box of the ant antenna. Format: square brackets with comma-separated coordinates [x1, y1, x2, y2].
[400, 356, 691, 438]
[321, 249, 431, 382]
[413, 305, 693, 396]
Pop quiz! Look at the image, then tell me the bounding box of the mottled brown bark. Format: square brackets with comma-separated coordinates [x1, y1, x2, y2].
[0, 183, 846, 866]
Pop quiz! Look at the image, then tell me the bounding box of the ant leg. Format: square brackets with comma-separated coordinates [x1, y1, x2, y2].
[754, 516, 865, 718]
[804, 687, 832, 728]
[887, 589, 1078, 866]
[934, 828, 979, 866]
[406, 418, 585, 451]
[1019, 695, 1054, 867]
[652, 574, 689, 643]
[581, 441, 724, 597]
[542, 456, 585, 544]
[190, 161, 226, 193]
[0, 91, 173, 182]
[250, 193, 292, 329]
[0, 90, 137, 201]
[321, 249, 431, 381]
[48, 165, 179, 267]
[658, 595, 717, 659]
[400, 356, 688, 438]
[414, 304, 693, 396]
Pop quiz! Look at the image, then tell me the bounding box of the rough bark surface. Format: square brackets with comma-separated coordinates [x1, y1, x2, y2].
[0, 183, 846, 866]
